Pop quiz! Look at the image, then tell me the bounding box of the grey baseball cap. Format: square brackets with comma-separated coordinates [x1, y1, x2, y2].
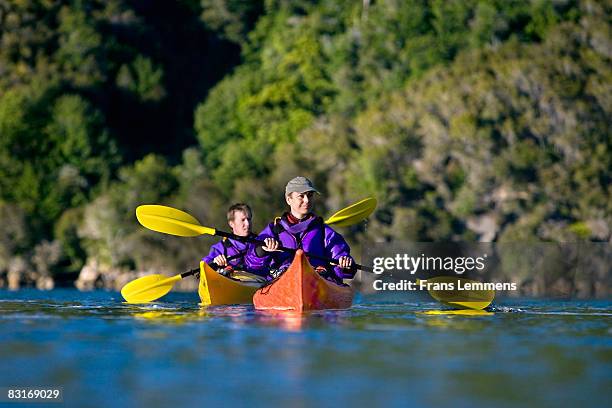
[285, 176, 320, 195]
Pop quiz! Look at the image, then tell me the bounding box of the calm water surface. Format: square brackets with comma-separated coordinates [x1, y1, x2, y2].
[0, 289, 610, 408]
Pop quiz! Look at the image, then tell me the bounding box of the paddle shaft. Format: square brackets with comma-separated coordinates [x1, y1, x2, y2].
[181, 252, 244, 278]
[181, 268, 199, 279]
[214, 230, 373, 273]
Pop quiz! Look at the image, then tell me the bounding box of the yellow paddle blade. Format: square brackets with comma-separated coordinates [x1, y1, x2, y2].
[419, 276, 495, 310]
[121, 274, 182, 303]
[230, 271, 267, 283]
[136, 205, 216, 237]
[325, 197, 377, 227]
[421, 309, 494, 316]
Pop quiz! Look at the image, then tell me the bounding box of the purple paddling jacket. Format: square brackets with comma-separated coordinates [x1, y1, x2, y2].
[203, 236, 263, 275]
[245, 214, 354, 279]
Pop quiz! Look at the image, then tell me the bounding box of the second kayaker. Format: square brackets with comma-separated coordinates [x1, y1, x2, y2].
[203, 203, 257, 276]
[246, 176, 354, 283]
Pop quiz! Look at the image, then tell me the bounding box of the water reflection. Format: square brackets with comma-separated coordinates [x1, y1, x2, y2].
[250, 310, 350, 332]
[133, 309, 210, 324]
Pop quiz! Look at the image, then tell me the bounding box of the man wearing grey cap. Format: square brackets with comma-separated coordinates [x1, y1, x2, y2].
[245, 176, 354, 282]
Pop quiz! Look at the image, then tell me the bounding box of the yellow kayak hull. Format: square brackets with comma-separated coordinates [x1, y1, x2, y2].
[198, 261, 263, 306]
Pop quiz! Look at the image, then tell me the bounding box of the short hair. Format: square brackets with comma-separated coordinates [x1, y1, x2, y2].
[227, 203, 252, 222]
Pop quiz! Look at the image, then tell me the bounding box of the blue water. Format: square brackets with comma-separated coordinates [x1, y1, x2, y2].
[0, 289, 610, 408]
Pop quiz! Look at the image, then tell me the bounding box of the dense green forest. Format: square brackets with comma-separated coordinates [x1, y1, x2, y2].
[0, 0, 609, 294]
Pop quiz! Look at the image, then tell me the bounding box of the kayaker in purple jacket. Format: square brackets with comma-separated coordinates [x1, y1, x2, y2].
[246, 177, 354, 282]
[203, 203, 257, 275]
